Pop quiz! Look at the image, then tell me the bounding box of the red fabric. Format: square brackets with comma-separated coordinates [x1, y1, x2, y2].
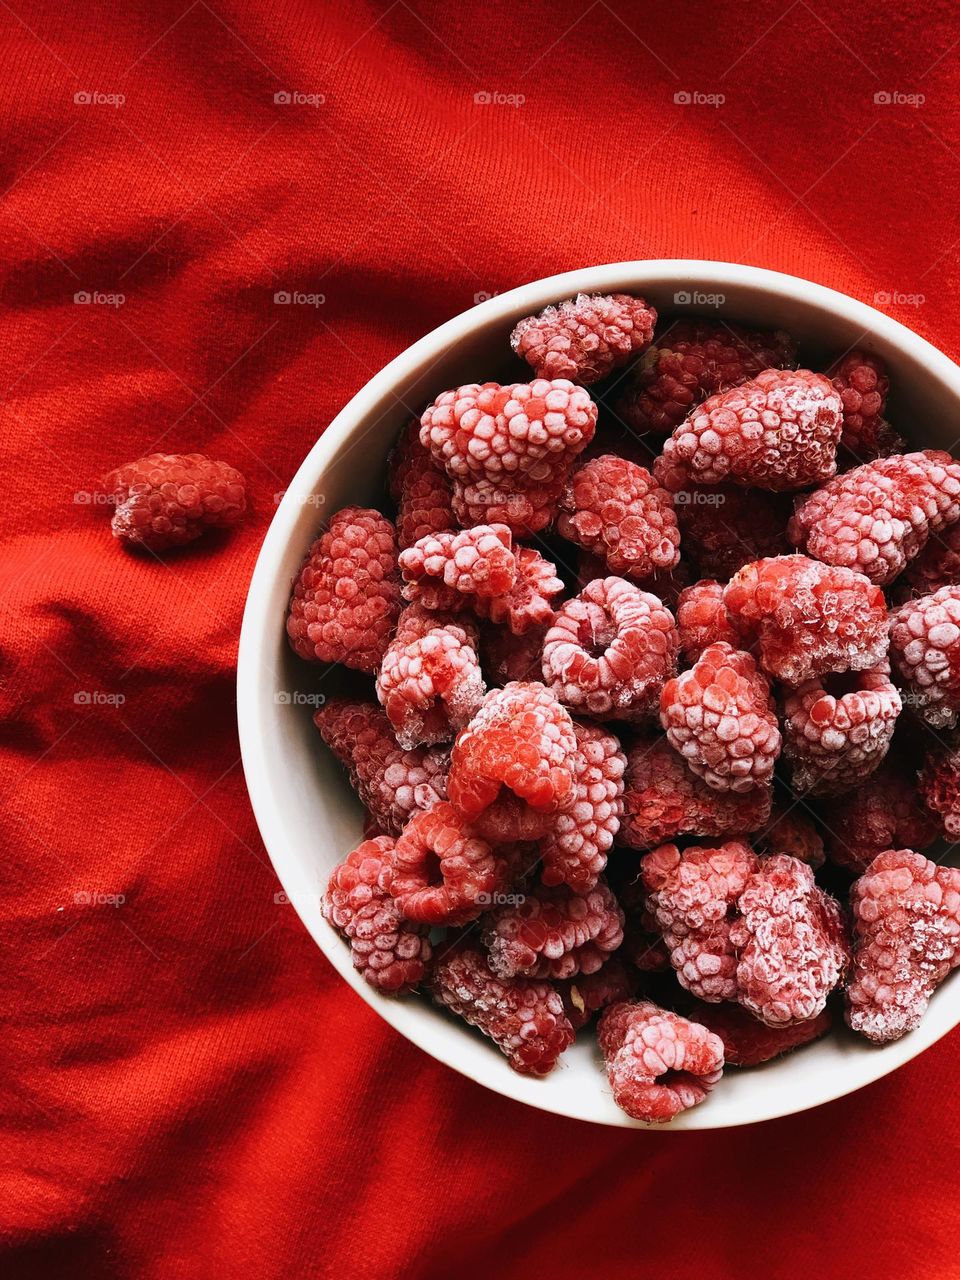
[3, 2, 959, 1275]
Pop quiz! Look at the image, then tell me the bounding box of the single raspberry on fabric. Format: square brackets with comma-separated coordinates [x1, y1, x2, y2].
[474, 546, 563, 635]
[618, 872, 671, 971]
[557, 455, 680, 579]
[654, 368, 842, 493]
[287, 507, 401, 673]
[686, 999, 832, 1066]
[615, 319, 798, 436]
[399, 524, 517, 610]
[676, 580, 740, 662]
[829, 350, 900, 462]
[376, 605, 485, 749]
[430, 940, 575, 1075]
[381, 803, 524, 926]
[559, 957, 640, 1031]
[101, 452, 247, 552]
[540, 721, 626, 893]
[481, 879, 624, 980]
[641, 840, 760, 1001]
[675, 485, 791, 580]
[730, 855, 849, 1027]
[889, 585, 960, 729]
[820, 757, 939, 873]
[782, 664, 901, 796]
[659, 641, 781, 793]
[788, 450, 960, 586]
[480, 622, 549, 685]
[322, 837, 431, 994]
[619, 734, 772, 850]
[918, 743, 960, 837]
[510, 292, 657, 384]
[447, 682, 578, 841]
[598, 1001, 724, 1123]
[313, 699, 449, 836]
[722, 555, 888, 685]
[541, 577, 678, 721]
[846, 850, 960, 1044]
[754, 799, 825, 869]
[903, 522, 960, 597]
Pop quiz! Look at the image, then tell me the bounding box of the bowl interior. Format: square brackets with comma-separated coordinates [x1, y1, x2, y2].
[239, 261, 960, 1128]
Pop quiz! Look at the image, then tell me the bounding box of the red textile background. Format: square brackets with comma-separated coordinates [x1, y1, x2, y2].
[2, 2, 960, 1276]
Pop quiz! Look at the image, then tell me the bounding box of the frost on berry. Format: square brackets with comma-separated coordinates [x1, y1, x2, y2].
[430, 940, 575, 1075]
[447, 682, 578, 841]
[481, 878, 624, 980]
[919, 742, 960, 838]
[557, 455, 681, 580]
[788, 450, 960, 586]
[101, 452, 247, 551]
[322, 837, 431, 994]
[399, 524, 516, 610]
[782, 664, 901, 796]
[287, 506, 401, 673]
[676, 580, 740, 662]
[722, 555, 888, 685]
[675, 485, 790, 580]
[559, 957, 639, 1031]
[615, 319, 798, 436]
[687, 999, 832, 1066]
[313, 699, 448, 836]
[540, 720, 625, 893]
[541, 577, 678, 722]
[598, 1001, 724, 1122]
[510, 292, 657, 384]
[476, 546, 563, 635]
[820, 757, 939, 874]
[376, 605, 485, 749]
[388, 418, 457, 549]
[619, 734, 772, 850]
[659, 641, 781, 793]
[654, 368, 842, 493]
[846, 850, 960, 1044]
[829, 350, 900, 463]
[889, 585, 960, 729]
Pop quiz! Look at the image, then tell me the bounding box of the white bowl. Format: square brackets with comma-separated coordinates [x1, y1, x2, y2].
[238, 260, 960, 1128]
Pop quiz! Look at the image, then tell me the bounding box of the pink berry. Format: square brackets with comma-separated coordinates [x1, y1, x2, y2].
[540, 721, 626, 893]
[829, 350, 900, 462]
[510, 292, 656, 384]
[101, 451, 246, 551]
[820, 757, 939, 873]
[676, 580, 740, 662]
[481, 878, 624, 980]
[889, 584, 960, 729]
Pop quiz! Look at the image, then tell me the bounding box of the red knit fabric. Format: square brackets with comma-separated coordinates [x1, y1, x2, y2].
[3, 3, 960, 1278]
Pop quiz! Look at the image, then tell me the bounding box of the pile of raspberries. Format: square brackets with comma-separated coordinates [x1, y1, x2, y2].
[287, 291, 960, 1124]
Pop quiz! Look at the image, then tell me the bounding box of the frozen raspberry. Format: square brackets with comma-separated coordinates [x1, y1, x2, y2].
[918, 743, 960, 837]
[755, 799, 824, 869]
[399, 524, 516, 610]
[730, 855, 849, 1027]
[510, 292, 656, 384]
[322, 837, 431, 994]
[559, 957, 640, 1031]
[430, 940, 574, 1075]
[287, 507, 400, 673]
[782, 664, 901, 796]
[820, 757, 939, 873]
[615, 319, 798, 436]
[480, 622, 549, 685]
[846, 850, 960, 1043]
[598, 1001, 724, 1122]
[448, 475, 566, 538]
[890, 585, 960, 729]
[654, 368, 842, 493]
[448, 682, 578, 841]
[101, 452, 246, 552]
[542, 577, 678, 721]
[313, 699, 448, 836]
[788, 451, 960, 586]
[540, 721, 625, 893]
[619, 735, 772, 850]
[675, 485, 791, 580]
[829, 350, 900, 462]
[376, 606, 485, 749]
[618, 872, 671, 971]
[388, 420, 457, 549]
[723, 555, 888, 685]
[676, 580, 740, 662]
[381, 803, 523, 926]
[475, 546, 563, 635]
[641, 840, 759, 1001]
[660, 642, 780, 793]
[686, 999, 832, 1066]
[557, 455, 680, 579]
[482, 879, 624, 980]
